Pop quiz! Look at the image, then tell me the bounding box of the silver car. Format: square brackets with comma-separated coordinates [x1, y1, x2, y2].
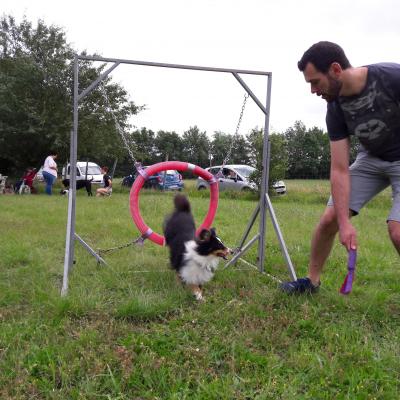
[196, 164, 257, 191]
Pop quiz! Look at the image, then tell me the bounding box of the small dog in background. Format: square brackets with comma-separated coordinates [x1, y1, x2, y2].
[61, 178, 93, 196]
[163, 194, 230, 301]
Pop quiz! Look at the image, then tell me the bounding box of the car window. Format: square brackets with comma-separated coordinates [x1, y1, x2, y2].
[156, 170, 178, 176]
[82, 166, 102, 175]
[67, 166, 80, 176]
[225, 169, 237, 179]
[234, 166, 255, 178]
[209, 167, 220, 176]
[222, 168, 231, 177]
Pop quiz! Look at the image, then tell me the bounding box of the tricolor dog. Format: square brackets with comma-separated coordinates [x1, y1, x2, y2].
[163, 194, 230, 301]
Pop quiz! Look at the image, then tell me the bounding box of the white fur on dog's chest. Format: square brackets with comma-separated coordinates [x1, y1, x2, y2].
[179, 241, 221, 285]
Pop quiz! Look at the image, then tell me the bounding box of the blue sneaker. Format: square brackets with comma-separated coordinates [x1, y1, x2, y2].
[280, 277, 320, 294]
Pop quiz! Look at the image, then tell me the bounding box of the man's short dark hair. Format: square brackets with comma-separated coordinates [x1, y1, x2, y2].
[298, 41, 351, 73]
[102, 166, 109, 173]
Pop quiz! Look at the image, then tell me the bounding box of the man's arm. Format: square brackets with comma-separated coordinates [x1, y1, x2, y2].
[330, 138, 357, 250]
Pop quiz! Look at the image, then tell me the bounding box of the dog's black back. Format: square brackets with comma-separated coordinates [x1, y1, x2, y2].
[163, 195, 195, 271]
[62, 178, 93, 196]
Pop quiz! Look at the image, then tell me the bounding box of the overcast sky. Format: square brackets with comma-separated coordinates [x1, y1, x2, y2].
[3, 0, 400, 137]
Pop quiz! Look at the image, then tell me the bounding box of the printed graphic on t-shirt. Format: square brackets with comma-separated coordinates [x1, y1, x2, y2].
[339, 79, 400, 153]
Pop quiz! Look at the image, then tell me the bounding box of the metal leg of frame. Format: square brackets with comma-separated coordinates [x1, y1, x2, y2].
[75, 233, 107, 266]
[224, 233, 260, 269]
[265, 194, 297, 280]
[237, 203, 260, 250]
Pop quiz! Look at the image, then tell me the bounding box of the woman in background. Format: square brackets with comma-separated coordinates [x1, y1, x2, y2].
[42, 151, 58, 195]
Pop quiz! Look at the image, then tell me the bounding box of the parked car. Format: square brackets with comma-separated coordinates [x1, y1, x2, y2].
[122, 167, 184, 191]
[62, 162, 103, 184]
[196, 164, 257, 191]
[272, 180, 286, 195]
[36, 161, 103, 184]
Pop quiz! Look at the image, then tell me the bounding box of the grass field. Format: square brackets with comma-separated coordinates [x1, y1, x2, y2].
[1, 180, 399, 399]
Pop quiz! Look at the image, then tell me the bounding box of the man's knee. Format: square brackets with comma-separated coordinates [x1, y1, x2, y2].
[318, 207, 339, 234]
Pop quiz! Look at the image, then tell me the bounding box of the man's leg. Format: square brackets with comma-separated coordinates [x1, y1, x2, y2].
[387, 162, 400, 256]
[308, 206, 339, 285]
[388, 221, 400, 255]
[281, 154, 390, 294]
[280, 206, 338, 294]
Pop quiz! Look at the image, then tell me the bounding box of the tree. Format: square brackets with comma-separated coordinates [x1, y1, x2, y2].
[130, 127, 157, 164]
[0, 15, 142, 175]
[210, 131, 232, 165]
[247, 128, 288, 190]
[230, 134, 251, 165]
[154, 130, 183, 162]
[181, 126, 210, 167]
[285, 121, 330, 179]
[210, 131, 250, 166]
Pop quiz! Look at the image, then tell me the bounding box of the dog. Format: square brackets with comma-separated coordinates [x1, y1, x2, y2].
[61, 178, 93, 196]
[163, 194, 230, 301]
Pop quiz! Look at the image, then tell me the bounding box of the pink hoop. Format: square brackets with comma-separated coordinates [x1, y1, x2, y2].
[129, 161, 219, 246]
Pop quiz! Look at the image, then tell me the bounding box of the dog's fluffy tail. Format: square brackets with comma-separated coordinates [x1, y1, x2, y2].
[174, 194, 191, 213]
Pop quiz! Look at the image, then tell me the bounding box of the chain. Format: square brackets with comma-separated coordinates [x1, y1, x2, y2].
[217, 92, 249, 172]
[97, 235, 147, 255]
[100, 83, 138, 164]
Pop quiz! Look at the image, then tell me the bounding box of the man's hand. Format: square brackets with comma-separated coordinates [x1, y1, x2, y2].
[338, 221, 357, 250]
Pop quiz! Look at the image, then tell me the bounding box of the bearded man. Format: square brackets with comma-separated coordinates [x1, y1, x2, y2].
[281, 41, 400, 294]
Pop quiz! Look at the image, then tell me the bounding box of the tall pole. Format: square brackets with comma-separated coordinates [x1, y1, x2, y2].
[61, 54, 79, 296]
[257, 74, 272, 272]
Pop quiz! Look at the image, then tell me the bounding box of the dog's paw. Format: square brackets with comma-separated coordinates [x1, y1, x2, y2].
[194, 292, 205, 302]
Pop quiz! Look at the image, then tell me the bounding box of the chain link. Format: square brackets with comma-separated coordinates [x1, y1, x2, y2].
[221, 92, 249, 168]
[97, 235, 146, 255]
[100, 83, 138, 164]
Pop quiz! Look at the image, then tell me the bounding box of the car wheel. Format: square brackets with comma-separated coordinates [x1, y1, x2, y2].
[198, 186, 206, 190]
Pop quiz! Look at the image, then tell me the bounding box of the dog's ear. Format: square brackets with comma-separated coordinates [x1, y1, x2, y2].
[210, 227, 217, 237]
[198, 229, 211, 241]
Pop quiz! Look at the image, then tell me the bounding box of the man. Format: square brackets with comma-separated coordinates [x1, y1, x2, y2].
[281, 41, 400, 294]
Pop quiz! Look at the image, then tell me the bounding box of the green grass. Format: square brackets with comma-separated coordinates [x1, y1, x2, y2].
[0, 180, 399, 399]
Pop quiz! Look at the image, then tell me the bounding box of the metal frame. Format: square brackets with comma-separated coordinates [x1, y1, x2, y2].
[61, 54, 297, 296]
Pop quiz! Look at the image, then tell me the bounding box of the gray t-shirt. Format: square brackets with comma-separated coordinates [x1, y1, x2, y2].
[326, 63, 400, 161]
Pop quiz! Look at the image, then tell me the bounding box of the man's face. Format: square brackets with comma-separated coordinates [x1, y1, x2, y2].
[303, 62, 342, 103]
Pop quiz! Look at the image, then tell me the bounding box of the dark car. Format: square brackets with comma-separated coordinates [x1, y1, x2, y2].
[122, 168, 184, 191]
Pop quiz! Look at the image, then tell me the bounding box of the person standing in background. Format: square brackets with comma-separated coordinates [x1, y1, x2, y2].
[42, 151, 58, 195]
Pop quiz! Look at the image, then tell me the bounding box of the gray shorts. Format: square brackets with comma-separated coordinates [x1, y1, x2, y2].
[327, 152, 400, 222]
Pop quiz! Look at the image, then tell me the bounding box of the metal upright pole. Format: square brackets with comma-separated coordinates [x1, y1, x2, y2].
[257, 75, 273, 272]
[61, 54, 79, 296]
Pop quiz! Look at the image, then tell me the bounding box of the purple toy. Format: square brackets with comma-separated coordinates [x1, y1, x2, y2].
[340, 249, 357, 295]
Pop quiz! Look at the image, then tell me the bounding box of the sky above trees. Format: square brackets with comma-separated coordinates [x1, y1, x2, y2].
[3, 0, 400, 135]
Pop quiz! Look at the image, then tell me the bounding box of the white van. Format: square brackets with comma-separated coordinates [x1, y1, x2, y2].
[62, 161, 103, 184]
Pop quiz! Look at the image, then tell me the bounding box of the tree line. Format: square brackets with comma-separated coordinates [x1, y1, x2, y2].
[0, 16, 358, 182]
